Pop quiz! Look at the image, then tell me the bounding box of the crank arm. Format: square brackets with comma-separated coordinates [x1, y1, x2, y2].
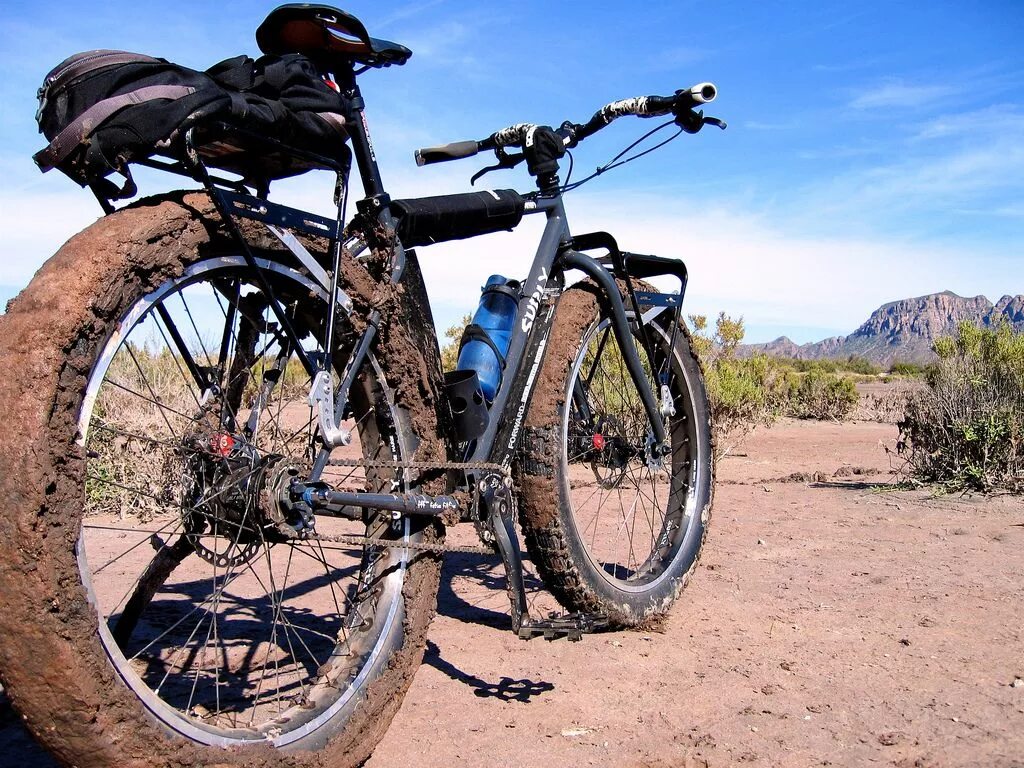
[484, 489, 530, 632]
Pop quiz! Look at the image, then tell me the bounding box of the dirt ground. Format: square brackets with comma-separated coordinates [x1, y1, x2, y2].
[3, 418, 1023, 767]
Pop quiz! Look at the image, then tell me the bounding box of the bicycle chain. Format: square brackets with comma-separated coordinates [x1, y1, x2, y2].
[318, 457, 510, 554]
[326, 457, 506, 474]
[307, 530, 494, 555]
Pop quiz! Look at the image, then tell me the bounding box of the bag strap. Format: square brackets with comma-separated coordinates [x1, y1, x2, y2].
[34, 84, 197, 171]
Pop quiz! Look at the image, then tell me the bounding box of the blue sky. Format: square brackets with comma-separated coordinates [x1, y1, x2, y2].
[1, 1, 1021, 343]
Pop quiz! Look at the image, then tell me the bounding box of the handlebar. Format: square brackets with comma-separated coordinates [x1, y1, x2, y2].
[414, 139, 481, 166]
[414, 82, 719, 167]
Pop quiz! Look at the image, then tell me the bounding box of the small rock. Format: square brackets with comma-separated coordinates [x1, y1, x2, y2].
[561, 727, 592, 738]
[877, 731, 900, 746]
[899, 638, 911, 646]
[762, 486, 772, 493]
[1011, 678, 1024, 688]
[757, 538, 766, 546]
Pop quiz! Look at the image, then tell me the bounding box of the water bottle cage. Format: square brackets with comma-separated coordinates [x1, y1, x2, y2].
[460, 324, 507, 375]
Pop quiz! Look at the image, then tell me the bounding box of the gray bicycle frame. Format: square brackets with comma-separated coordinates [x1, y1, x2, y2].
[465, 193, 668, 475]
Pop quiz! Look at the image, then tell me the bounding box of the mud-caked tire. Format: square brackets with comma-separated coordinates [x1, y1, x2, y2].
[517, 283, 714, 627]
[0, 192, 448, 768]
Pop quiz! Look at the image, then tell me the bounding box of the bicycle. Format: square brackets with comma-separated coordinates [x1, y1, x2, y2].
[0, 5, 722, 767]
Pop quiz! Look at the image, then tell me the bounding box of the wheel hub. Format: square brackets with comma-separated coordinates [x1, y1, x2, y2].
[181, 431, 307, 565]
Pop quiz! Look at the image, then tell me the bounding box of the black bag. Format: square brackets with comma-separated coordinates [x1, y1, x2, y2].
[34, 49, 350, 190]
[391, 190, 527, 247]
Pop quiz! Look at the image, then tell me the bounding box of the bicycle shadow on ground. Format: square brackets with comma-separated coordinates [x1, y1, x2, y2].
[436, 550, 547, 630]
[422, 640, 554, 703]
[0, 686, 59, 768]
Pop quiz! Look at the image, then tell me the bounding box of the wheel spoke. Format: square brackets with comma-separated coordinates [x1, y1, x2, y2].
[561, 315, 700, 590]
[79, 259, 419, 741]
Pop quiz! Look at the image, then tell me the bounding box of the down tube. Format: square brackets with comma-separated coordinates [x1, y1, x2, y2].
[471, 198, 570, 468]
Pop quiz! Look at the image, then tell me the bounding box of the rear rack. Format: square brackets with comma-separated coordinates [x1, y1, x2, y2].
[89, 120, 350, 213]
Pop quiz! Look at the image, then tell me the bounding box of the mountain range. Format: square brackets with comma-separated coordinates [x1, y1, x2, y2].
[744, 291, 1024, 365]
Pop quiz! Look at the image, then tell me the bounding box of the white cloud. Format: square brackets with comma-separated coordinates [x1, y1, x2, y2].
[399, 190, 1021, 344]
[3, 155, 1017, 349]
[848, 80, 957, 110]
[2, 176, 1015, 344]
[912, 104, 1024, 141]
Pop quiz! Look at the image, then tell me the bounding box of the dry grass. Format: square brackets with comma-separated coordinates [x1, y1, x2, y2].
[85, 346, 315, 519]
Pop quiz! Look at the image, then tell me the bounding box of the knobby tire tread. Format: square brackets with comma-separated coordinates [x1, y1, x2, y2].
[0, 191, 446, 768]
[518, 282, 714, 627]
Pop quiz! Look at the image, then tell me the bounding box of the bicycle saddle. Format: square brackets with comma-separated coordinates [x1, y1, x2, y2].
[256, 4, 412, 69]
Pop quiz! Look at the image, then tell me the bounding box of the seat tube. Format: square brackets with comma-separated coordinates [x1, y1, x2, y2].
[343, 85, 386, 198]
[342, 83, 407, 279]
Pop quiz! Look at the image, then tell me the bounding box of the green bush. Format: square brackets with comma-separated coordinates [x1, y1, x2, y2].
[898, 322, 1024, 492]
[691, 313, 789, 458]
[888, 361, 934, 378]
[776, 356, 880, 376]
[440, 313, 473, 372]
[784, 369, 859, 420]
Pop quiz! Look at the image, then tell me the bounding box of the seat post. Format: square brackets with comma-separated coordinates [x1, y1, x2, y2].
[343, 83, 386, 199]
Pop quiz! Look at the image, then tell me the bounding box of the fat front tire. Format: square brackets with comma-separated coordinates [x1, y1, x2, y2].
[0, 192, 446, 768]
[518, 282, 714, 627]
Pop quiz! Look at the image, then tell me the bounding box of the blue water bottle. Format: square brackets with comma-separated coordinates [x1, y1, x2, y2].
[457, 275, 520, 401]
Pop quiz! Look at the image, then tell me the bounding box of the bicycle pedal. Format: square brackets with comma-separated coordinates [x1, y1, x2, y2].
[517, 612, 609, 642]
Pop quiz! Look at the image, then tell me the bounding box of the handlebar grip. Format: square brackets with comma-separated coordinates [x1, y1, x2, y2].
[675, 82, 717, 110]
[414, 140, 480, 167]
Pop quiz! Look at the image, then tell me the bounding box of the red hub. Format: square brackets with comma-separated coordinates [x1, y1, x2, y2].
[210, 433, 236, 457]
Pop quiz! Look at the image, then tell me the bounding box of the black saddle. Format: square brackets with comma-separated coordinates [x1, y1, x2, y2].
[256, 4, 411, 69]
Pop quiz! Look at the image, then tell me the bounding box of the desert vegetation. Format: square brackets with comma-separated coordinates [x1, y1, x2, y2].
[898, 322, 1024, 492]
[688, 313, 860, 458]
[86, 341, 314, 518]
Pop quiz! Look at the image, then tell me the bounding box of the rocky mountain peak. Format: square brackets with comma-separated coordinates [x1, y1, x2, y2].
[742, 290, 1024, 365]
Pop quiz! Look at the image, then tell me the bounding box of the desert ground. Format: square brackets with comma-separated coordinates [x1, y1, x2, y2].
[2, 417, 1022, 767]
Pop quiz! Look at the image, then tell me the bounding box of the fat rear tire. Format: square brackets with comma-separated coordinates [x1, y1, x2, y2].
[0, 192, 446, 768]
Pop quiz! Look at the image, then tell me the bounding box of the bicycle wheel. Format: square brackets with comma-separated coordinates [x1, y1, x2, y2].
[518, 282, 713, 627]
[0, 193, 444, 768]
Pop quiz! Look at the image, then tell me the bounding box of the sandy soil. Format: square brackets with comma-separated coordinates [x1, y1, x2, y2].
[3, 419, 1023, 767]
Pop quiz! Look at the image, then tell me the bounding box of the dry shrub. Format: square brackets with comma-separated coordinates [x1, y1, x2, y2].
[784, 369, 858, 421]
[854, 379, 922, 422]
[85, 345, 313, 519]
[690, 313, 789, 460]
[899, 322, 1024, 492]
[86, 346, 196, 519]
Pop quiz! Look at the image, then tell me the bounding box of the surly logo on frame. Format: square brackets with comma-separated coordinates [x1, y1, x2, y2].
[520, 267, 549, 333]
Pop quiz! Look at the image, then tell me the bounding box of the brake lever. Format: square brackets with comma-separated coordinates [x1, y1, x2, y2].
[673, 108, 728, 134]
[470, 148, 526, 185]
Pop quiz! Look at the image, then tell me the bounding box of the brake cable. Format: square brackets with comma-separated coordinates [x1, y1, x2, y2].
[559, 118, 683, 194]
